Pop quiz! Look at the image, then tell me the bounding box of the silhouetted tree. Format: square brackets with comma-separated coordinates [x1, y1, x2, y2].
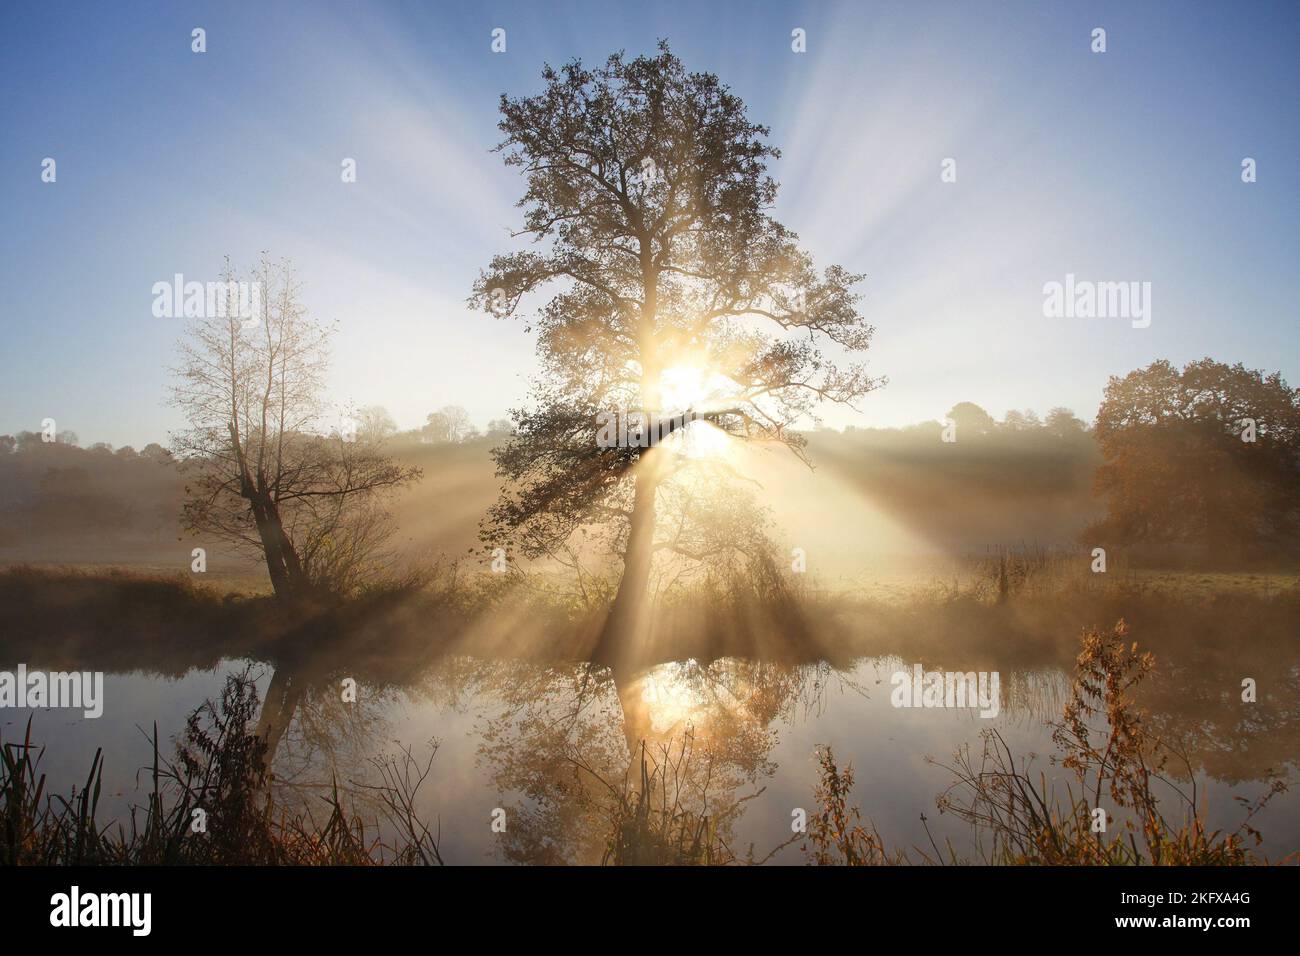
[472, 43, 881, 666]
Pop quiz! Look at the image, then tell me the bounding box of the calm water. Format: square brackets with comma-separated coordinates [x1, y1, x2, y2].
[4, 620, 1297, 865]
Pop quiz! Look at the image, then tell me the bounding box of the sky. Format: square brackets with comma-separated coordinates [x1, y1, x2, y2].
[1, 0, 1296, 449]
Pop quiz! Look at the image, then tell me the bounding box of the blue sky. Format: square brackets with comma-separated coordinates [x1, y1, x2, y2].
[1, 0, 1296, 448]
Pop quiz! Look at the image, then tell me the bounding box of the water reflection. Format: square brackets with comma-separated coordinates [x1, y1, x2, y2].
[471, 658, 848, 864]
[2, 611, 1297, 863]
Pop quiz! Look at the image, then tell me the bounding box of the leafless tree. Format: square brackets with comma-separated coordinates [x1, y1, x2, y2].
[169, 255, 420, 599]
[355, 405, 398, 442]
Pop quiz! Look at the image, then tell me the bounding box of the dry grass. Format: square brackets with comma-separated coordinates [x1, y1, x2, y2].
[804, 620, 1291, 866]
[0, 670, 443, 865]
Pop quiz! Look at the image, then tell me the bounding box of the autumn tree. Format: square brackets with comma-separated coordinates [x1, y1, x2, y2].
[170, 256, 420, 599]
[471, 44, 882, 665]
[1092, 358, 1300, 558]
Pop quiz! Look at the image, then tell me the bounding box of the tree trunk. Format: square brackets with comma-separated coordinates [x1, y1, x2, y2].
[249, 493, 306, 601]
[594, 242, 662, 668]
[229, 422, 307, 602]
[594, 461, 658, 668]
[611, 663, 655, 760]
[253, 666, 303, 764]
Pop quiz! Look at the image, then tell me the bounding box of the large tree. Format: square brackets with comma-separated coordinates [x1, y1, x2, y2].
[170, 256, 420, 599]
[1092, 358, 1300, 557]
[471, 44, 881, 665]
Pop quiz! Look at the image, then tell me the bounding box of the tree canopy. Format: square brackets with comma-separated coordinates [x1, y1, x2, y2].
[471, 43, 882, 662]
[1092, 358, 1300, 557]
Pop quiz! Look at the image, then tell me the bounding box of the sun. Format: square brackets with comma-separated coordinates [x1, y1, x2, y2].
[659, 364, 715, 413]
[633, 660, 707, 734]
[658, 364, 735, 460]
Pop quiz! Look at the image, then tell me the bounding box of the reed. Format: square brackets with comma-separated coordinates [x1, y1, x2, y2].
[0, 670, 443, 866]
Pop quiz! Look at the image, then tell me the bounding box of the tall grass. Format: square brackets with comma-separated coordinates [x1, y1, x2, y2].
[932, 620, 1288, 864]
[804, 619, 1290, 866]
[598, 737, 733, 865]
[970, 544, 1134, 603]
[803, 746, 903, 865]
[0, 671, 442, 865]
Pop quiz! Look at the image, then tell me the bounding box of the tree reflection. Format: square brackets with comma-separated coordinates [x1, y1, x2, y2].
[472, 657, 842, 864]
[1, 587, 1295, 862]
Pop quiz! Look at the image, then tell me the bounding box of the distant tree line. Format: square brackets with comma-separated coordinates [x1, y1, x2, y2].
[5, 358, 1294, 574]
[344, 405, 512, 445]
[941, 403, 1090, 440]
[0, 437, 178, 546]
